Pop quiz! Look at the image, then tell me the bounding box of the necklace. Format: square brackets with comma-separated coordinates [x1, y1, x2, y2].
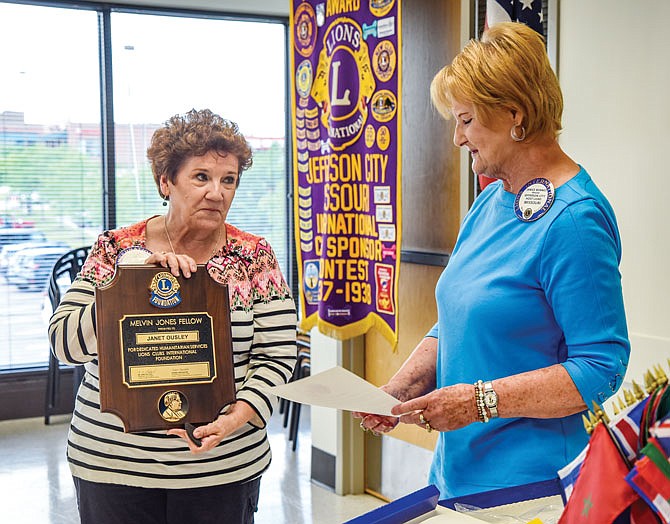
[163, 217, 223, 261]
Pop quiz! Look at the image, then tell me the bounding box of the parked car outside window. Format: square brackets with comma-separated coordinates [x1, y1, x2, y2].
[0, 241, 68, 280]
[6, 246, 69, 292]
[0, 228, 46, 248]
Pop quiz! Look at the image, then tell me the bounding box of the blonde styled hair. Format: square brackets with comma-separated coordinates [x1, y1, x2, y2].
[430, 22, 562, 140]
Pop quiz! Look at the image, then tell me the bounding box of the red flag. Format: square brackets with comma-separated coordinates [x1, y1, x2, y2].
[630, 498, 663, 524]
[626, 457, 670, 524]
[626, 446, 670, 523]
[558, 423, 638, 523]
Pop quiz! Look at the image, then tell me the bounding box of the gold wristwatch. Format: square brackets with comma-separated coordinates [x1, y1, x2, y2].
[483, 381, 499, 418]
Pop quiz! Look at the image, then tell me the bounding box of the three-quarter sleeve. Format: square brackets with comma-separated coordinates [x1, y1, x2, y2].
[542, 200, 630, 406]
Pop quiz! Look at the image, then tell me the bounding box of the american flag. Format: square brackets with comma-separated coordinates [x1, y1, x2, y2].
[485, 0, 545, 37]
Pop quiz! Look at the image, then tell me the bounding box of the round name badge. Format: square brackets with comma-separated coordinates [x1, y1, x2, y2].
[514, 178, 555, 222]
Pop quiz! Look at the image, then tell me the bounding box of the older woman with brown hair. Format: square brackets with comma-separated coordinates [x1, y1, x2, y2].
[356, 22, 630, 498]
[49, 109, 297, 523]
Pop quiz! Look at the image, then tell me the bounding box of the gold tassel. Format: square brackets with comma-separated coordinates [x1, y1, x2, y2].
[632, 380, 645, 401]
[618, 396, 627, 411]
[591, 401, 610, 424]
[644, 370, 656, 394]
[623, 388, 635, 406]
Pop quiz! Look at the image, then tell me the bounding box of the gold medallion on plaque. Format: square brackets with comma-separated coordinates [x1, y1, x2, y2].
[158, 390, 189, 422]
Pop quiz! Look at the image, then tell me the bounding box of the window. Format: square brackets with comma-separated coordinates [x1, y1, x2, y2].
[0, 3, 101, 370]
[0, 2, 288, 371]
[111, 12, 289, 269]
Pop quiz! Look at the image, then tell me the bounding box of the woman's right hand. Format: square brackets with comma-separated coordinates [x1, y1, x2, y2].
[352, 385, 400, 435]
[353, 412, 399, 435]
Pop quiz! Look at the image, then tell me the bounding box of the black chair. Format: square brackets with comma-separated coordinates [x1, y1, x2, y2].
[288, 346, 310, 451]
[44, 246, 91, 424]
[281, 333, 311, 451]
[281, 333, 310, 428]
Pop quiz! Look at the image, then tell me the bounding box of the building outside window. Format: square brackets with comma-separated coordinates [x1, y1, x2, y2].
[0, 2, 288, 372]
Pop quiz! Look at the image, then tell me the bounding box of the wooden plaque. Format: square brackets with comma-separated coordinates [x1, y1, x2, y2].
[96, 265, 235, 432]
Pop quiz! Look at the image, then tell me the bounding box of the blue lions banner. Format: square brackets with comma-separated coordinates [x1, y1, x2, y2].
[290, 0, 401, 346]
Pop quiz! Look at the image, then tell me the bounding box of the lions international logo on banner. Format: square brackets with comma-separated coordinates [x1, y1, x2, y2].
[290, 0, 401, 347]
[311, 17, 375, 150]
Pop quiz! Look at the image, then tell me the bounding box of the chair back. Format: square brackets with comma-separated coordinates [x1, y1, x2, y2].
[48, 246, 91, 311]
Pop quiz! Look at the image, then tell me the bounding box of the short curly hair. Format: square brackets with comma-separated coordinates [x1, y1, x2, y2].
[147, 109, 253, 199]
[430, 22, 562, 141]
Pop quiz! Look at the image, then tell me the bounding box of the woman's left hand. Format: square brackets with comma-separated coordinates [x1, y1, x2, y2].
[391, 383, 478, 432]
[167, 401, 255, 453]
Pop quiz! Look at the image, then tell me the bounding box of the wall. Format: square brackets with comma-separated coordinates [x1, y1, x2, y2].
[558, 0, 670, 389]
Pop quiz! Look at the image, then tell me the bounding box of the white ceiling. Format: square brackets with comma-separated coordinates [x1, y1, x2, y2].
[86, 0, 289, 17]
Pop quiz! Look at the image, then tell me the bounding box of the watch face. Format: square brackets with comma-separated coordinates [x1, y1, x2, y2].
[484, 392, 497, 408]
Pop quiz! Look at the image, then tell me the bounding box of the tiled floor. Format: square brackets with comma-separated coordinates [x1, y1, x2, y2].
[0, 409, 384, 523]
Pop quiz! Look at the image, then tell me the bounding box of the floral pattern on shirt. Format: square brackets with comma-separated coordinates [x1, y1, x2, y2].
[78, 218, 291, 310]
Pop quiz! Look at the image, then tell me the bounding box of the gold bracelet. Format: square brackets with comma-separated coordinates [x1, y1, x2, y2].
[474, 380, 489, 423]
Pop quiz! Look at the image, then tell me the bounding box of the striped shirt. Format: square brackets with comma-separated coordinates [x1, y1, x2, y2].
[48, 219, 297, 489]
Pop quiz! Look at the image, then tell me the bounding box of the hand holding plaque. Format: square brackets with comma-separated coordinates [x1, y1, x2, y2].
[96, 265, 235, 432]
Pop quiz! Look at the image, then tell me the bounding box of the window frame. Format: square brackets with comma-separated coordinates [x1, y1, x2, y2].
[0, 0, 294, 420]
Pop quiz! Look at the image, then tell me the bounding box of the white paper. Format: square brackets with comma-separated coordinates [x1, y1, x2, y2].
[268, 366, 400, 416]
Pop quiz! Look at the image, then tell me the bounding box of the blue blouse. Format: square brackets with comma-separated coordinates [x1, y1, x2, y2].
[427, 167, 629, 497]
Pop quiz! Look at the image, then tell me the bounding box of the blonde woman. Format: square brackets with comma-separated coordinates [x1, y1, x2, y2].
[356, 22, 629, 498]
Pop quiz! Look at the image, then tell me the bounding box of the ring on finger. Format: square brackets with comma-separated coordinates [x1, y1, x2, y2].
[419, 412, 433, 433]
